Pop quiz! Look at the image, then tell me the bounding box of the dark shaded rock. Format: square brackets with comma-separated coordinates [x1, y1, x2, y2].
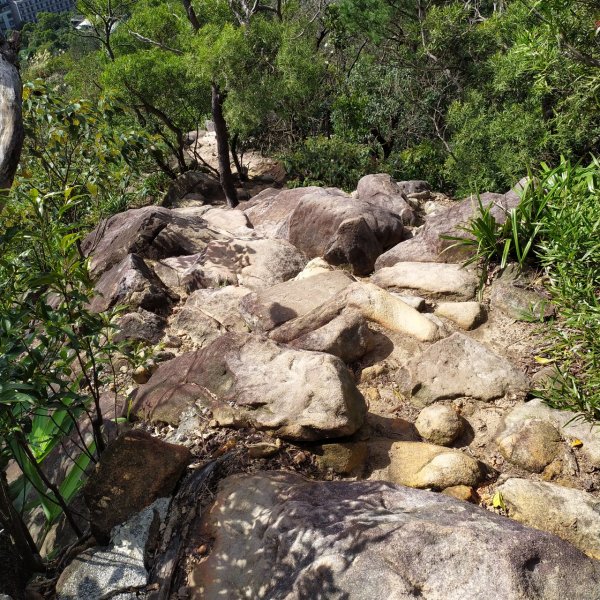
[288, 308, 373, 363]
[131, 332, 366, 441]
[82, 206, 221, 278]
[287, 190, 406, 275]
[83, 430, 190, 544]
[188, 472, 600, 599]
[165, 171, 221, 206]
[114, 309, 167, 345]
[355, 174, 416, 224]
[0, 529, 26, 600]
[89, 254, 179, 315]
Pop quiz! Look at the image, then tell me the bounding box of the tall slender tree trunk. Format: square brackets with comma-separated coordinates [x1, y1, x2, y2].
[211, 83, 238, 208]
[0, 32, 24, 207]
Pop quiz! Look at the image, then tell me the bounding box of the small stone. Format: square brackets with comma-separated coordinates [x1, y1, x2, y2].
[442, 485, 479, 503]
[132, 366, 151, 384]
[434, 301, 486, 330]
[360, 364, 387, 382]
[496, 419, 563, 473]
[164, 335, 183, 348]
[314, 442, 368, 475]
[119, 365, 128, 374]
[415, 404, 465, 446]
[154, 351, 176, 363]
[247, 442, 279, 459]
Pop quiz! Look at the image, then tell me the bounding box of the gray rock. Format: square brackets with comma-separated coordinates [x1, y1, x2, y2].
[56, 498, 170, 600]
[173, 205, 253, 236]
[240, 270, 354, 332]
[287, 189, 406, 275]
[491, 278, 554, 321]
[369, 441, 489, 489]
[82, 206, 221, 278]
[434, 301, 486, 330]
[498, 478, 600, 560]
[371, 262, 478, 300]
[188, 472, 600, 600]
[288, 308, 373, 363]
[89, 254, 179, 315]
[408, 333, 530, 405]
[396, 180, 430, 195]
[375, 181, 527, 268]
[132, 332, 366, 441]
[182, 237, 306, 292]
[496, 399, 600, 468]
[165, 170, 221, 205]
[355, 174, 416, 224]
[150, 254, 201, 294]
[496, 419, 563, 473]
[415, 404, 465, 446]
[114, 309, 166, 345]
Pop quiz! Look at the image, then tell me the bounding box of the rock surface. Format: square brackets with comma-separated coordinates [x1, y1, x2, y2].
[369, 441, 489, 489]
[114, 309, 167, 345]
[83, 430, 190, 544]
[498, 478, 600, 560]
[375, 183, 526, 268]
[188, 472, 600, 600]
[434, 301, 486, 330]
[355, 174, 416, 224]
[90, 254, 179, 315]
[415, 404, 465, 446]
[56, 498, 170, 600]
[372, 262, 478, 300]
[182, 237, 305, 291]
[132, 333, 366, 440]
[408, 333, 530, 405]
[82, 206, 220, 278]
[240, 270, 354, 331]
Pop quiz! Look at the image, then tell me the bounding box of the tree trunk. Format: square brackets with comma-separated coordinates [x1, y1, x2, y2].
[230, 133, 247, 182]
[0, 32, 24, 204]
[211, 83, 238, 208]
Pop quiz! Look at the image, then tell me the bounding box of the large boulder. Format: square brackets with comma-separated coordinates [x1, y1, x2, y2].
[173, 205, 253, 237]
[240, 270, 355, 331]
[89, 254, 179, 315]
[375, 180, 528, 268]
[371, 262, 479, 300]
[82, 206, 221, 278]
[83, 430, 190, 544]
[114, 309, 167, 345]
[408, 333, 530, 405]
[182, 237, 306, 292]
[242, 186, 323, 238]
[286, 189, 406, 275]
[188, 472, 600, 599]
[498, 478, 600, 560]
[355, 174, 416, 224]
[131, 332, 366, 441]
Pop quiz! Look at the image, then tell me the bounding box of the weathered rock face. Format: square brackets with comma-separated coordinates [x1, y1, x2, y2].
[165, 170, 222, 206]
[182, 237, 306, 292]
[355, 174, 416, 224]
[240, 270, 355, 331]
[287, 308, 373, 363]
[496, 399, 600, 468]
[82, 206, 220, 278]
[173, 205, 253, 237]
[369, 441, 490, 489]
[375, 183, 525, 268]
[498, 478, 600, 560]
[286, 190, 406, 275]
[150, 253, 201, 294]
[242, 186, 322, 238]
[172, 285, 250, 347]
[83, 430, 190, 544]
[434, 301, 486, 330]
[188, 472, 600, 600]
[89, 254, 179, 315]
[408, 333, 530, 405]
[114, 309, 167, 345]
[490, 277, 555, 321]
[132, 333, 366, 440]
[371, 262, 479, 300]
[56, 498, 170, 600]
[496, 419, 563, 473]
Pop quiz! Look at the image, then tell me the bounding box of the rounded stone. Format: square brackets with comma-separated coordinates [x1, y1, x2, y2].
[415, 404, 464, 446]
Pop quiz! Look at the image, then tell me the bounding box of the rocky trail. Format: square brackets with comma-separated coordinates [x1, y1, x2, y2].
[16, 173, 600, 599]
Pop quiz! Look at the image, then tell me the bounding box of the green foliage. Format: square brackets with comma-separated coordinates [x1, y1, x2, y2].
[20, 12, 75, 59]
[283, 136, 382, 190]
